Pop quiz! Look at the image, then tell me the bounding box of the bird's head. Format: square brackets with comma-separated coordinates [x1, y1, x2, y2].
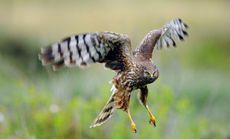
[143, 64, 159, 83]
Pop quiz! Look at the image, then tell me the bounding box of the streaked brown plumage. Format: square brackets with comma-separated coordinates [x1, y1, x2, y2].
[39, 18, 189, 133]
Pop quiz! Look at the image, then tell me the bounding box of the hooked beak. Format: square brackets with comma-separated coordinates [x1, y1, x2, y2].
[150, 73, 154, 78]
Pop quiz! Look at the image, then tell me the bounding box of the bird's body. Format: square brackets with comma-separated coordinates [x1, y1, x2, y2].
[39, 18, 188, 132]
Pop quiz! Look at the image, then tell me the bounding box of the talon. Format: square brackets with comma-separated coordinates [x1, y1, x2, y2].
[127, 109, 137, 133]
[131, 123, 137, 133]
[149, 116, 156, 127]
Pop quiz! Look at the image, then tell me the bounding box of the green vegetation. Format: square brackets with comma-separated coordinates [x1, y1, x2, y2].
[0, 0, 230, 138]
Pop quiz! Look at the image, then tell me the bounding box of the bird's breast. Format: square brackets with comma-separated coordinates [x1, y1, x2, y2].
[113, 64, 158, 91]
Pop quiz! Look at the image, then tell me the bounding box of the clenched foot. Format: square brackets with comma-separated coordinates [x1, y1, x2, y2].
[131, 123, 137, 133]
[149, 115, 156, 127]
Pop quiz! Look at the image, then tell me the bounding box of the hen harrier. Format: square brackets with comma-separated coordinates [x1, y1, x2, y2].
[39, 18, 188, 133]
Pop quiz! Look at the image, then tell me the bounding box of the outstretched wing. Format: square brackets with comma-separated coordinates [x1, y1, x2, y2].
[135, 18, 188, 59]
[155, 18, 188, 49]
[39, 32, 132, 72]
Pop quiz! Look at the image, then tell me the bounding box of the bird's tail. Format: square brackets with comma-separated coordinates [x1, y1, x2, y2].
[90, 85, 117, 128]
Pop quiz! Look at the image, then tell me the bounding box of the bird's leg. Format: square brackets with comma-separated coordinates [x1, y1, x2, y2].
[115, 89, 136, 133]
[138, 86, 156, 127]
[145, 105, 156, 126]
[127, 109, 137, 133]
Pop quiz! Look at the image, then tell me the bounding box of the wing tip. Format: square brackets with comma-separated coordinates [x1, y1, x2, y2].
[184, 23, 189, 29]
[175, 17, 189, 29]
[178, 18, 182, 23]
[172, 39, 176, 47]
[178, 34, 184, 41]
[38, 52, 48, 66]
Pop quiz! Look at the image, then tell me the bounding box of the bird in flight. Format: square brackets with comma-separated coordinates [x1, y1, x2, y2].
[39, 18, 188, 133]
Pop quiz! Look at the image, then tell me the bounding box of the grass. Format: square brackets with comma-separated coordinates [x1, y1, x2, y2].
[0, 57, 229, 138]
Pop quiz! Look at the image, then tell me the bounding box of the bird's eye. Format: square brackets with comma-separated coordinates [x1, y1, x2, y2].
[153, 70, 158, 77]
[144, 70, 151, 77]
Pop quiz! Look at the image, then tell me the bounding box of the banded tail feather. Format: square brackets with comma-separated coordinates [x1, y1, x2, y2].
[39, 32, 113, 70]
[156, 18, 189, 49]
[90, 85, 117, 128]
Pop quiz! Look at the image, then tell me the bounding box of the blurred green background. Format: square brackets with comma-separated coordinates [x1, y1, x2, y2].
[0, 0, 230, 139]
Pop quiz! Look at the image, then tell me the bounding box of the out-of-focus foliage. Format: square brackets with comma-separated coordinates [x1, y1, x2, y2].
[0, 0, 230, 139]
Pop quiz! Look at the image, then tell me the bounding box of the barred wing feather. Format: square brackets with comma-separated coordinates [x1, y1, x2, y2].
[155, 18, 188, 49]
[39, 32, 131, 71]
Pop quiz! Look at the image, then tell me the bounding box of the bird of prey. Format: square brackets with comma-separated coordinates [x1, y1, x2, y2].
[39, 18, 188, 133]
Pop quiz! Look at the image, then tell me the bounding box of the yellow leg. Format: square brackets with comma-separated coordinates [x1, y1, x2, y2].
[127, 109, 137, 133]
[146, 105, 156, 127]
